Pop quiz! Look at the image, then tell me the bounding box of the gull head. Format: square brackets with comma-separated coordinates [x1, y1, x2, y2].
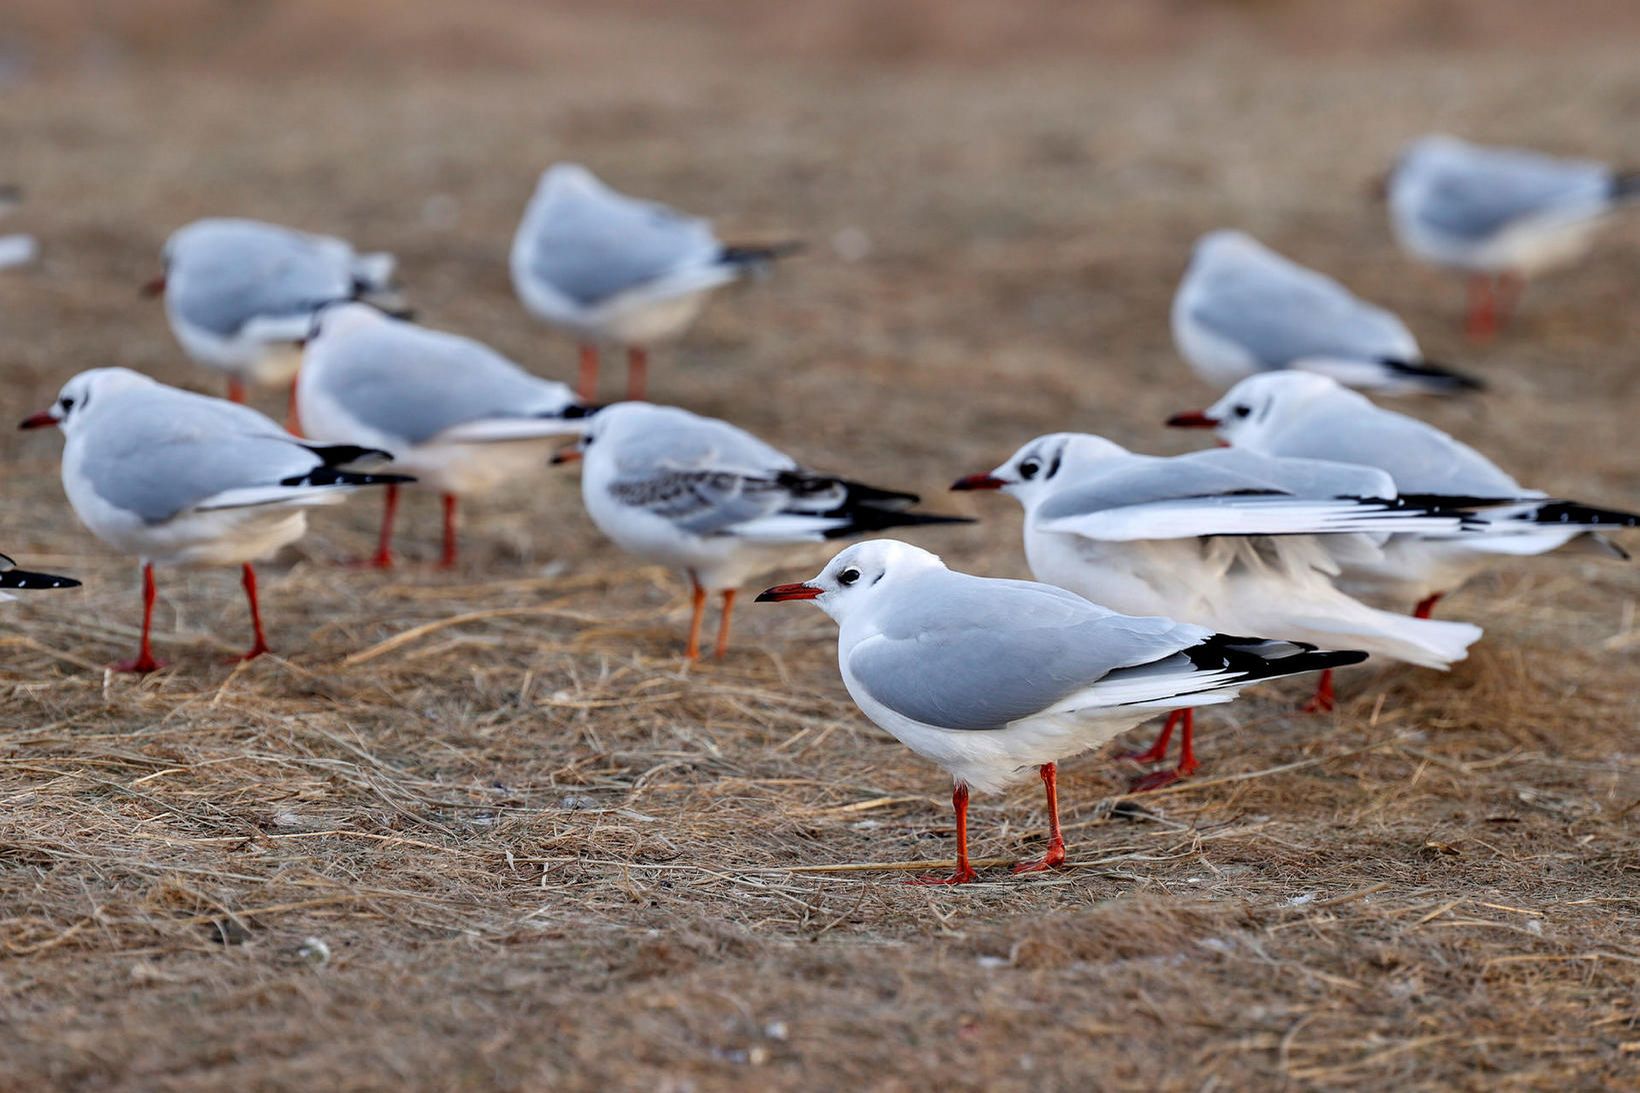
[952, 432, 1127, 509]
[756, 539, 943, 623]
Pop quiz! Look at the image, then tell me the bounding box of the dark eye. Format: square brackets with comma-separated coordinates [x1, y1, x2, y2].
[837, 566, 861, 587]
[59, 397, 74, 411]
[1232, 405, 1251, 419]
[1019, 458, 1041, 480]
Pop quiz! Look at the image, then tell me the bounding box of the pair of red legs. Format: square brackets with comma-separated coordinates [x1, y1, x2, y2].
[223, 377, 303, 436]
[683, 580, 737, 660]
[577, 344, 649, 402]
[368, 485, 460, 569]
[1121, 709, 1199, 791]
[1465, 272, 1524, 342]
[115, 562, 269, 673]
[909, 764, 1068, 886]
[1294, 592, 1449, 715]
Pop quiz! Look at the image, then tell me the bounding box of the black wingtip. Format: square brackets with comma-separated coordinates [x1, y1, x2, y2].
[1611, 170, 1640, 201]
[1528, 500, 1640, 529]
[1379, 358, 1485, 393]
[301, 443, 396, 467]
[0, 567, 81, 591]
[1186, 634, 1368, 682]
[819, 510, 975, 540]
[279, 468, 417, 488]
[720, 240, 805, 266]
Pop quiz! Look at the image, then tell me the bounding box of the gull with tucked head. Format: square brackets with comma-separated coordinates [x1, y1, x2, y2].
[758, 540, 1364, 884]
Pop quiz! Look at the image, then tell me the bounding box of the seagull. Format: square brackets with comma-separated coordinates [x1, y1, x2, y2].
[297, 303, 591, 568]
[1387, 135, 1640, 339]
[1173, 230, 1480, 395]
[1169, 372, 1640, 616]
[19, 367, 411, 671]
[560, 403, 970, 660]
[757, 539, 1365, 883]
[511, 164, 798, 402]
[0, 553, 80, 601]
[145, 218, 399, 408]
[952, 434, 1484, 787]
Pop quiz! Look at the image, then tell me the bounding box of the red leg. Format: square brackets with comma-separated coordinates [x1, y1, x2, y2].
[1493, 272, 1524, 330]
[577, 344, 598, 402]
[284, 377, 303, 436]
[683, 580, 707, 661]
[1128, 709, 1198, 792]
[907, 782, 978, 885]
[1121, 709, 1181, 763]
[712, 588, 737, 658]
[1413, 592, 1444, 620]
[626, 346, 648, 401]
[1302, 668, 1336, 714]
[240, 563, 271, 660]
[114, 563, 164, 673]
[1465, 275, 1496, 342]
[226, 377, 247, 404]
[1012, 763, 1067, 874]
[438, 493, 458, 569]
[369, 484, 399, 569]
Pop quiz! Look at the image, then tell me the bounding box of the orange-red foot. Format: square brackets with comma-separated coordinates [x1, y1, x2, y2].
[239, 642, 271, 662]
[1120, 738, 1171, 764]
[113, 654, 164, 674]
[1128, 768, 1185, 793]
[1011, 844, 1067, 874]
[904, 867, 979, 886]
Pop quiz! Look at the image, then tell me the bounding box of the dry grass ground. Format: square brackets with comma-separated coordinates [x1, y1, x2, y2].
[2, 2, 1639, 1089]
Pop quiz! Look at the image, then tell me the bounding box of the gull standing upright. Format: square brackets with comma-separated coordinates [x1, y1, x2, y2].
[953, 434, 1484, 787]
[20, 368, 410, 671]
[298, 303, 591, 568]
[145, 218, 399, 410]
[1169, 372, 1640, 615]
[511, 164, 797, 402]
[757, 540, 1365, 883]
[0, 553, 80, 600]
[1387, 135, 1640, 339]
[1173, 230, 1480, 394]
[563, 403, 970, 660]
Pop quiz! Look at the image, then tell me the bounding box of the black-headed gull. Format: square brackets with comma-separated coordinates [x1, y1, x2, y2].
[953, 434, 1483, 787]
[757, 540, 1365, 884]
[1170, 372, 1640, 616]
[511, 164, 797, 402]
[0, 553, 80, 600]
[19, 368, 410, 671]
[560, 403, 969, 660]
[297, 303, 591, 568]
[1388, 135, 1640, 339]
[1174, 230, 1480, 395]
[146, 218, 398, 407]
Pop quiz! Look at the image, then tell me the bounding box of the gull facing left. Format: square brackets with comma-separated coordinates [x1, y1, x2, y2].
[564, 403, 970, 660]
[20, 368, 410, 671]
[757, 540, 1364, 884]
[1173, 230, 1480, 395]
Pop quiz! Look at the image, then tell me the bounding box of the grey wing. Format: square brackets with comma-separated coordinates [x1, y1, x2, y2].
[521, 184, 723, 306]
[1036, 452, 1297, 522]
[1416, 153, 1614, 241]
[609, 469, 790, 535]
[79, 389, 321, 522]
[1263, 405, 1523, 496]
[606, 413, 800, 535]
[848, 572, 1206, 730]
[318, 322, 576, 444]
[1189, 255, 1414, 367]
[172, 229, 354, 337]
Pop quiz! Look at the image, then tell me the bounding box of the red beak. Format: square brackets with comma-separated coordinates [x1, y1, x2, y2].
[755, 582, 823, 603]
[950, 473, 1005, 491]
[550, 446, 582, 465]
[1166, 410, 1219, 428]
[140, 274, 166, 298]
[18, 410, 58, 430]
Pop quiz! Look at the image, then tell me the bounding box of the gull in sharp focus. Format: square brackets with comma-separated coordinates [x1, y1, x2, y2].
[146, 218, 400, 408]
[1170, 372, 1640, 617]
[1388, 134, 1640, 339]
[511, 164, 798, 402]
[298, 303, 591, 568]
[1173, 230, 1480, 395]
[0, 553, 80, 601]
[953, 433, 1484, 787]
[19, 368, 411, 671]
[562, 403, 970, 660]
[757, 540, 1365, 883]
